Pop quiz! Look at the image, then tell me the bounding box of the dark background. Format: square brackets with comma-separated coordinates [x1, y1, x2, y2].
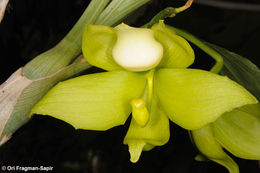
[0, 0, 260, 172]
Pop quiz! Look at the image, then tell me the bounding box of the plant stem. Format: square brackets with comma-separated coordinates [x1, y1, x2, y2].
[143, 7, 176, 28]
[143, 0, 194, 28]
[167, 25, 223, 74]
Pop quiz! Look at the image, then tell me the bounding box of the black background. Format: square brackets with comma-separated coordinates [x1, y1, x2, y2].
[0, 0, 260, 172]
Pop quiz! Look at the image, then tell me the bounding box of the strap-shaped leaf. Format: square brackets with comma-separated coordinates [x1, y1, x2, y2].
[30, 71, 146, 130]
[94, 0, 150, 26]
[155, 68, 258, 130]
[123, 97, 170, 163]
[213, 103, 260, 160]
[82, 24, 122, 71]
[1, 57, 91, 141]
[23, 0, 110, 79]
[192, 125, 239, 173]
[208, 43, 260, 100]
[151, 21, 195, 68]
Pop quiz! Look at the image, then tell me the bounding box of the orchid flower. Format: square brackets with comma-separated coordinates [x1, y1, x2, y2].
[30, 21, 258, 167]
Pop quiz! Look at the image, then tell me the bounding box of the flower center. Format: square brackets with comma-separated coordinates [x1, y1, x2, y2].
[131, 99, 150, 127]
[112, 23, 163, 72]
[130, 69, 155, 127]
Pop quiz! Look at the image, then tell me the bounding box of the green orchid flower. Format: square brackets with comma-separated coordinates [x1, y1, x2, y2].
[30, 21, 258, 165]
[191, 103, 260, 173]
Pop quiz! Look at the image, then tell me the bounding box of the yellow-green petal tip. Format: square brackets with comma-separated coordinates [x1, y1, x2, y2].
[128, 140, 146, 163]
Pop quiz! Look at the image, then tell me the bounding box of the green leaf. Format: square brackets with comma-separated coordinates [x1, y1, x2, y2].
[95, 0, 150, 26]
[82, 24, 122, 71]
[1, 57, 91, 140]
[151, 21, 195, 68]
[155, 68, 258, 130]
[123, 97, 170, 163]
[213, 103, 260, 160]
[207, 43, 260, 100]
[192, 125, 239, 173]
[23, 0, 110, 79]
[30, 71, 146, 131]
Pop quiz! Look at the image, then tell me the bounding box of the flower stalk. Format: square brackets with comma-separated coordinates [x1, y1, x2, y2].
[166, 25, 224, 73]
[144, 0, 194, 28]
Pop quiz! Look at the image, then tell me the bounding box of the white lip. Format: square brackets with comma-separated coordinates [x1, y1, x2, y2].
[112, 24, 163, 71]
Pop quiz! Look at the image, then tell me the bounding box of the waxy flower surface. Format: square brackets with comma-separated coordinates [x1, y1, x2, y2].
[31, 21, 258, 165]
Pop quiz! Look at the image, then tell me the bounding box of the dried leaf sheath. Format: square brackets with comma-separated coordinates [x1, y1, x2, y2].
[0, 68, 32, 137]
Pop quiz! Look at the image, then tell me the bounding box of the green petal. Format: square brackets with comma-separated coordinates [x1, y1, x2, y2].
[151, 21, 194, 68]
[30, 71, 146, 130]
[192, 125, 239, 173]
[213, 103, 260, 160]
[155, 69, 258, 130]
[82, 24, 122, 71]
[123, 97, 170, 163]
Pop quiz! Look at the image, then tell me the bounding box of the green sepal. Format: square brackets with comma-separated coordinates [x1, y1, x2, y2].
[82, 24, 122, 71]
[155, 68, 258, 130]
[151, 21, 195, 68]
[123, 97, 170, 163]
[213, 103, 260, 160]
[192, 125, 239, 173]
[30, 71, 146, 130]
